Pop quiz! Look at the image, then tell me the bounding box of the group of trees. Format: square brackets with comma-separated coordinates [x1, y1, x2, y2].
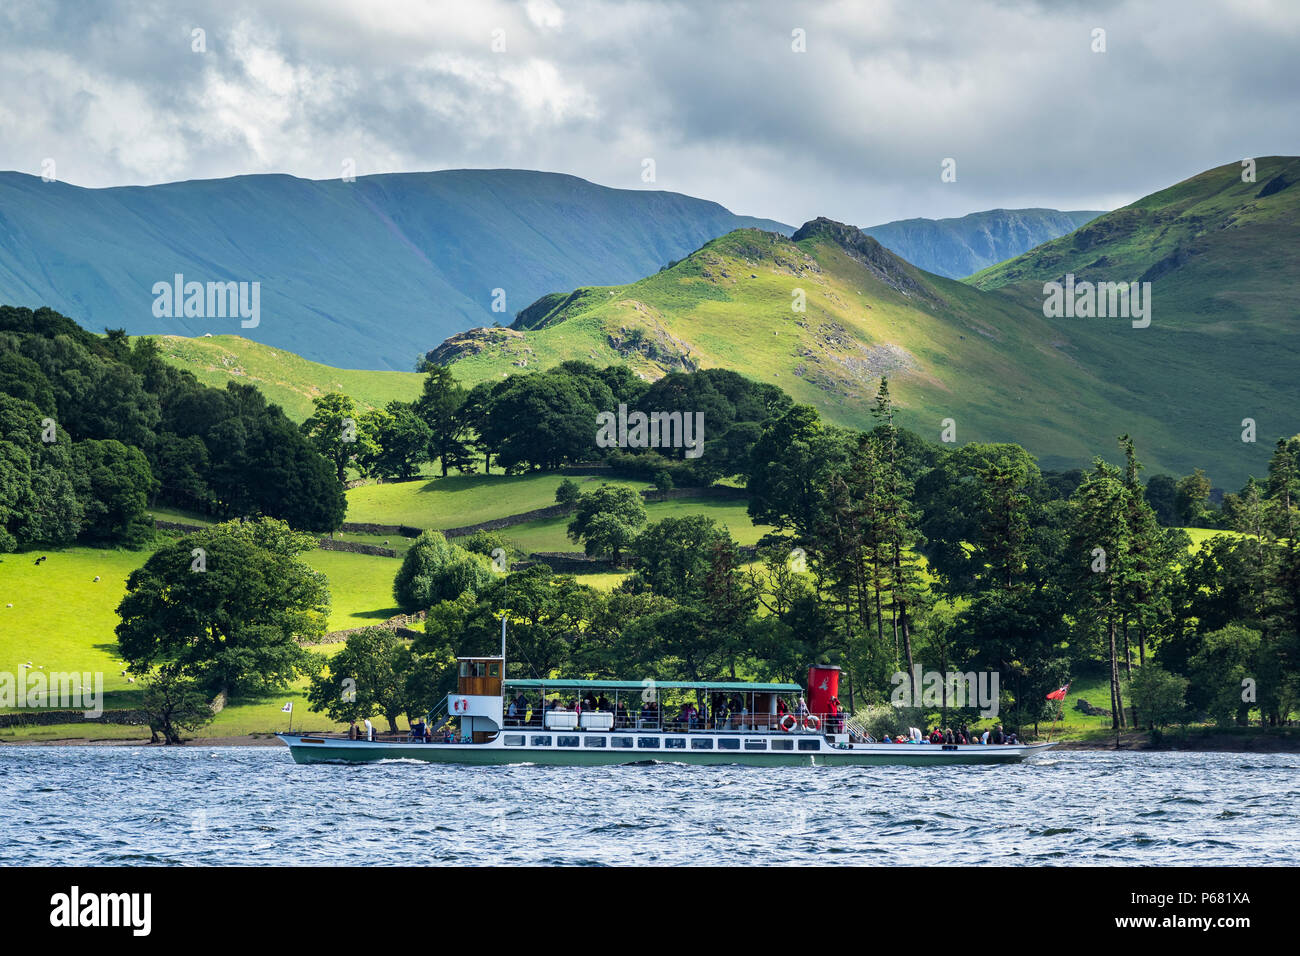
[325, 362, 791, 488]
[48, 315, 1289, 737]
[0, 306, 346, 551]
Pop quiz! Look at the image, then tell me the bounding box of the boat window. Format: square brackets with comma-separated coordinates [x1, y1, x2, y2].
[583, 736, 607, 748]
[744, 739, 766, 750]
[557, 736, 580, 747]
[611, 736, 634, 748]
[663, 738, 685, 749]
[690, 738, 714, 750]
[503, 735, 526, 746]
[770, 739, 793, 751]
[637, 737, 660, 749]
[530, 735, 552, 747]
[797, 739, 820, 751]
[717, 738, 740, 750]
[459, 662, 469, 677]
[489, 663, 500, 677]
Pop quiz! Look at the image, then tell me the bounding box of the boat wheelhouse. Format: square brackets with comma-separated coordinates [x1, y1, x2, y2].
[279, 653, 1057, 766]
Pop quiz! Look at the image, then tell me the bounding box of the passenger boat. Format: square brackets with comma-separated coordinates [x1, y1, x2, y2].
[278, 650, 1057, 766]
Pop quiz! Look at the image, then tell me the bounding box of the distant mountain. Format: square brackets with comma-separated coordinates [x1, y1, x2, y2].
[0, 169, 788, 370]
[861, 208, 1105, 278]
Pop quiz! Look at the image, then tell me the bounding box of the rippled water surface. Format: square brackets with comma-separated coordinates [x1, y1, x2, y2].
[1, 747, 1296, 865]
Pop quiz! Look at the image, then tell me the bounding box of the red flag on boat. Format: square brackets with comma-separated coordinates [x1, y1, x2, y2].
[1046, 683, 1070, 701]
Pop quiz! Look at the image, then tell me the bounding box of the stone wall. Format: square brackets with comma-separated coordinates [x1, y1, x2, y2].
[310, 610, 428, 646]
[338, 522, 423, 537]
[316, 538, 397, 558]
[0, 709, 149, 728]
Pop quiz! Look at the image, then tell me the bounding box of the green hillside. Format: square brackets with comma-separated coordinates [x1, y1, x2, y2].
[423, 223, 1229, 483]
[422, 160, 1300, 485]
[967, 156, 1300, 484]
[153, 334, 424, 421]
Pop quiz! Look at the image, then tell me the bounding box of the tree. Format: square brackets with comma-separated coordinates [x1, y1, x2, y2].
[0, 393, 81, 551]
[1068, 459, 1132, 729]
[629, 514, 732, 602]
[567, 484, 647, 563]
[416, 367, 475, 476]
[365, 401, 431, 480]
[302, 392, 380, 484]
[746, 404, 852, 542]
[1187, 624, 1260, 725]
[1128, 664, 1187, 731]
[555, 478, 581, 506]
[72, 438, 157, 546]
[1144, 474, 1179, 526]
[307, 628, 413, 732]
[480, 370, 612, 471]
[116, 519, 327, 698]
[393, 530, 495, 613]
[1175, 468, 1213, 526]
[140, 664, 216, 744]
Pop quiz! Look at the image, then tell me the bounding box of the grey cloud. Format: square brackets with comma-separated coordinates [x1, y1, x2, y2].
[0, 0, 1295, 226]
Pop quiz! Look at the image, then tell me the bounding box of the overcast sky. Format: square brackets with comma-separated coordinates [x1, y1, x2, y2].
[1, 0, 1296, 225]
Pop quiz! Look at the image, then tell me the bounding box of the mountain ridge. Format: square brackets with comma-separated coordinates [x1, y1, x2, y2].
[0, 168, 788, 370]
[420, 158, 1300, 485]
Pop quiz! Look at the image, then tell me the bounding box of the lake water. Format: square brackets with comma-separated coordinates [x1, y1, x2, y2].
[1, 747, 1296, 866]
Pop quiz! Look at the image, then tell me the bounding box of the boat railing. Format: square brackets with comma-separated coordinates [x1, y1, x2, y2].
[501, 711, 854, 735]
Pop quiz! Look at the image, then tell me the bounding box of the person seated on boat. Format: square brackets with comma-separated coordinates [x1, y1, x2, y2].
[348, 721, 359, 740]
[714, 699, 730, 731]
[894, 734, 907, 743]
[980, 728, 990, 744]
[616, 701, 629, 727]
[597, 695, 611, 713]
[992, 724, 1005, 745]
[776, 697, 788, 717]
[510, 692, 528, 726]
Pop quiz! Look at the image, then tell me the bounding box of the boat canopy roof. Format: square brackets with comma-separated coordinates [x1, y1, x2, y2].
[504, 678, 802, 693]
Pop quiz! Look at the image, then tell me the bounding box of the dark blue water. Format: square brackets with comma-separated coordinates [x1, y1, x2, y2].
[0, 747, 1295, 865]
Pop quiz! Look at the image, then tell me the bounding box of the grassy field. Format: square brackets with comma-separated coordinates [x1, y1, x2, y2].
[500, 498, 772, 553]
[152, 334, 423, 421]
[344, 472, 649, 529]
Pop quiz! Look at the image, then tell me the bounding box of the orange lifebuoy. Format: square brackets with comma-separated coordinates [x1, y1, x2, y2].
[779, 713, 797, 732]
[803, 715, 821, 731]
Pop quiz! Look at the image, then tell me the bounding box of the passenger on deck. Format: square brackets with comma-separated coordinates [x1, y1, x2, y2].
[992, 724, 1005, 745]
[714, 699, 730, 730]
[511, 692, 528, 726]
[597, 695, 611, 713]
[616, 701, 629, 727]
[980, 728, 990, 744]
[348, 721, 359, 740]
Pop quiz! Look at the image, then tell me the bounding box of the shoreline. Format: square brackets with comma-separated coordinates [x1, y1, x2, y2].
[5, 730, 1299, 752]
